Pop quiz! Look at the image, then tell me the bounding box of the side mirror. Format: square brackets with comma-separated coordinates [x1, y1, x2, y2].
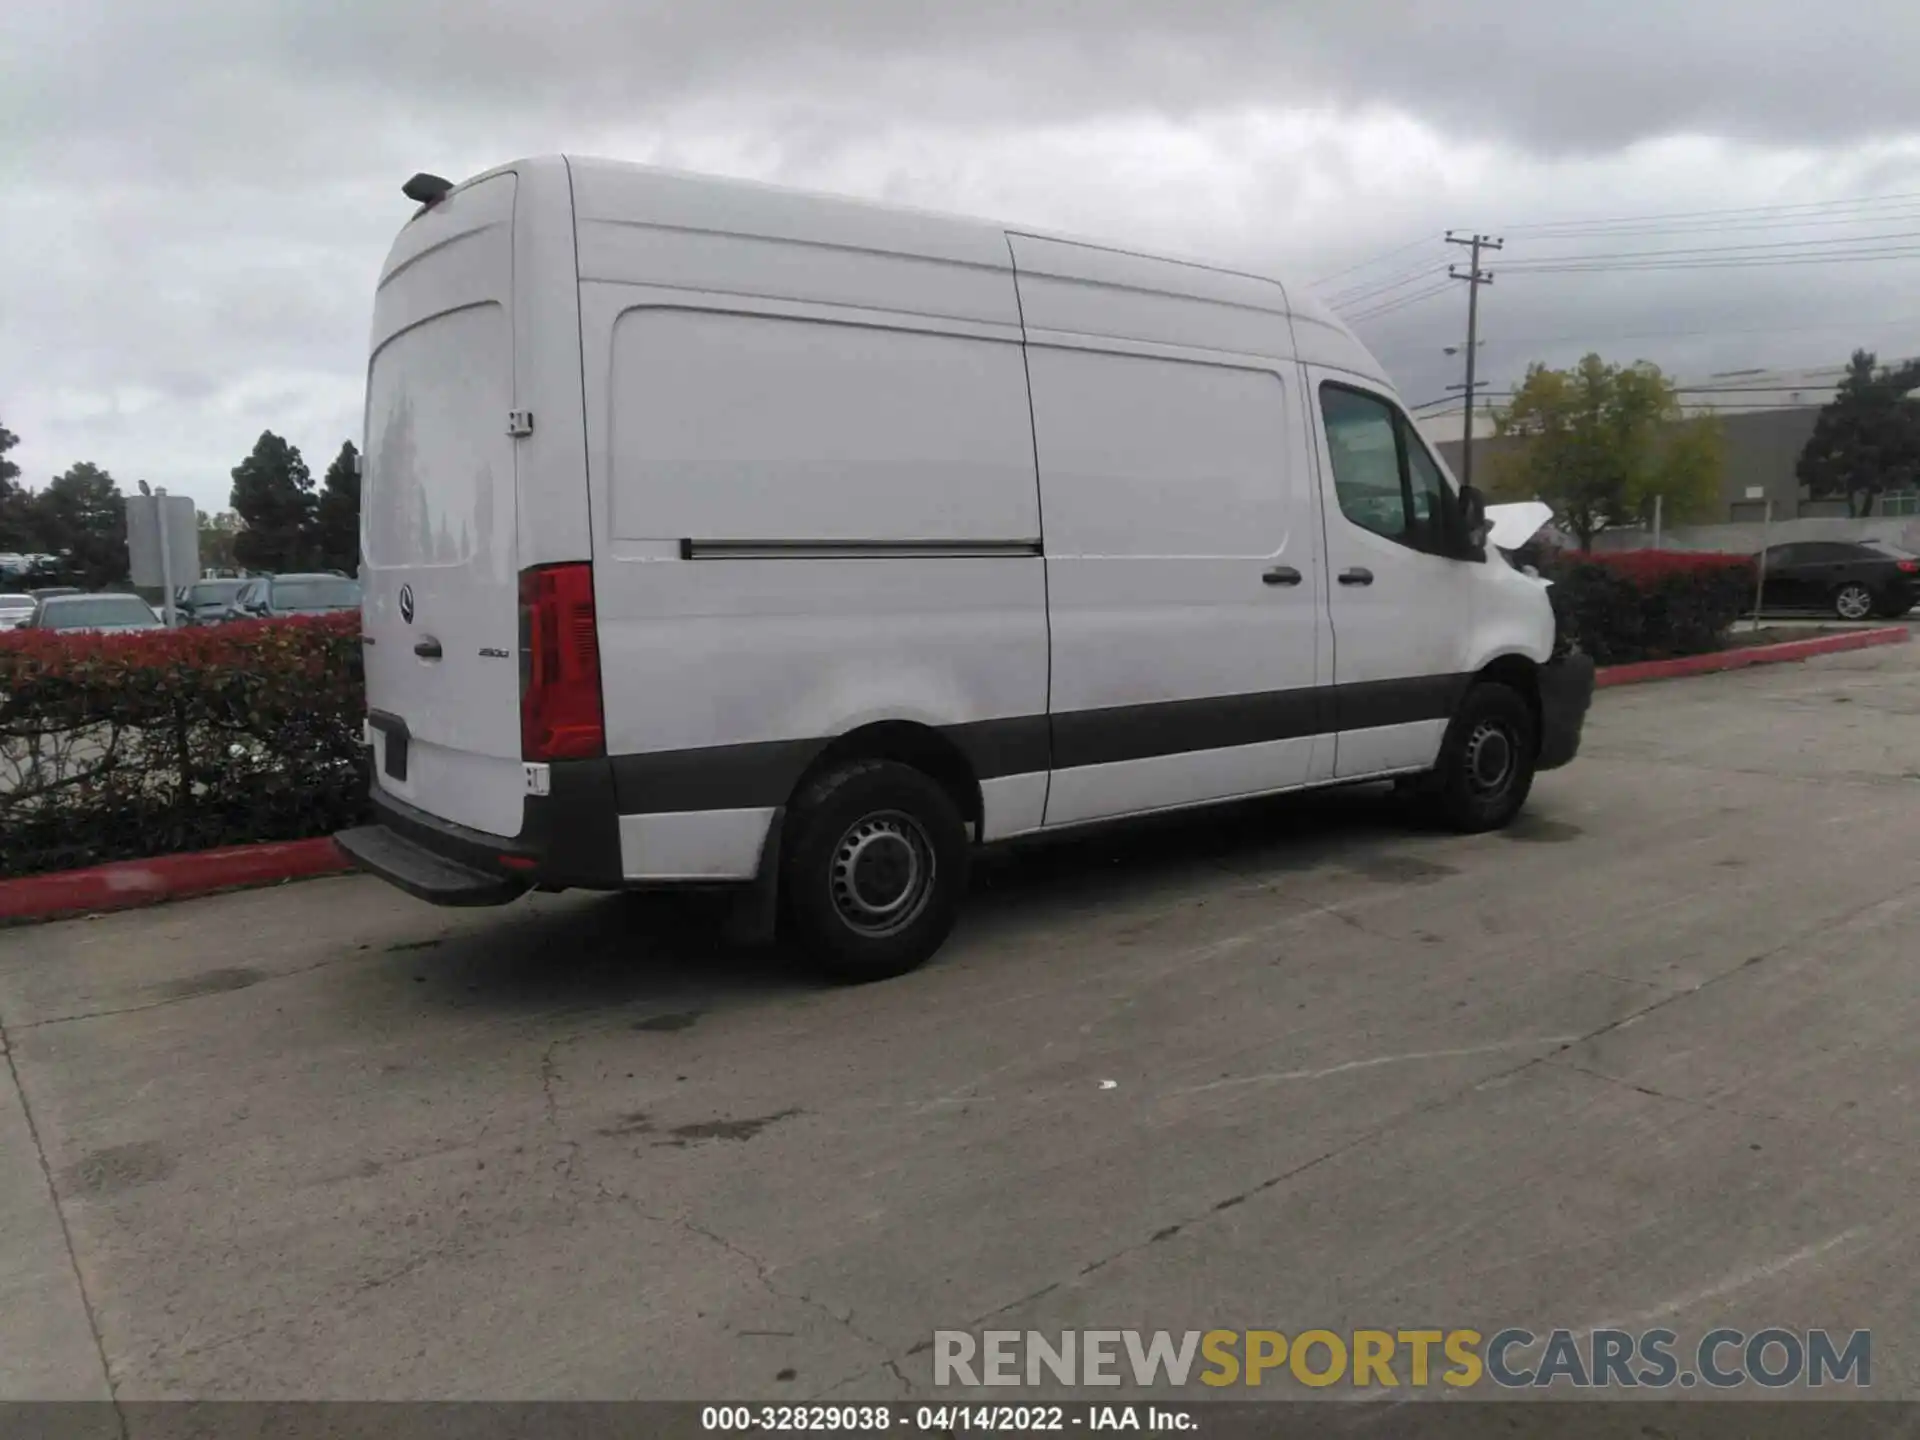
[1457, 485, 1491, 553]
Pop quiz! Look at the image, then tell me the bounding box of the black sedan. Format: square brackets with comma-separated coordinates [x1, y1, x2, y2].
[1756, 539, 1918, 620]
[231, 573, 362, 619]
[176, 577, 252, 625]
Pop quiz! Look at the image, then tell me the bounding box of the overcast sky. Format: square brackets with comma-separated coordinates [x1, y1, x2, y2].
[8, 2, 1920, 513]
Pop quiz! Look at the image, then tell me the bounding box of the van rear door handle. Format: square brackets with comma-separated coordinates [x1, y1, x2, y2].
[1262, 566, 1302, 587]
[1338, 568, 1375, 586]
[413, 637, 443, 659]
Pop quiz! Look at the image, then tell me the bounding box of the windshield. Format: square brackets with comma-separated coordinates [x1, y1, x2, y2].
[42, 596, 160, 628]
[273, 578, 361, 610]
[186, 580, 247, 606]
[1861, 538, 1918, 559]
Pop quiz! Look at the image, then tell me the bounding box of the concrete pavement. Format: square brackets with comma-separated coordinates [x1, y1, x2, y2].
[2, 644, 1918, 1404]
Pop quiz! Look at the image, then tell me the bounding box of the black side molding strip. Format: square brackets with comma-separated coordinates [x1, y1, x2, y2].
[611, 675, 1474, 814]
[679, 538, 1044, 560]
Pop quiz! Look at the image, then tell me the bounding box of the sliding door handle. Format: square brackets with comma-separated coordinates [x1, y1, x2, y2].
[1262, 566, 1302, 587]
[1338, 567, 1374, 586]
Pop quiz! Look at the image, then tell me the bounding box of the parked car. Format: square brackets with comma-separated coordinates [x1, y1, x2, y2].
[334, 156, 1596, 983]
[232, 573, 363, 619]
[27, 593, 167, 634]
[177, 577, 254, 625]
[29, 586, 84, 602]
[0, 593, 36, 631]
[1756, 540, 1918, 619]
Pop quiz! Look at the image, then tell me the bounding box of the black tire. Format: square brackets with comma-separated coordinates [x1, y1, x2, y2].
[780, 759, 970, 983]
[1832, 583, 1875, 621]
[1421, 682, 1538, 833]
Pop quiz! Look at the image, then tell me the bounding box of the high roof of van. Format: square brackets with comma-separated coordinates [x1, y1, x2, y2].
[411, 155, 1389, 389]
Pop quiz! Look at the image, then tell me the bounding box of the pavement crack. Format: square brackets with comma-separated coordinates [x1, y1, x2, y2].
[538, 1034, 586, 1186]
[677, 1214, 885, 1348]
[1551, 1061, 1782, 1123]
[0, 1008, 126, 1435]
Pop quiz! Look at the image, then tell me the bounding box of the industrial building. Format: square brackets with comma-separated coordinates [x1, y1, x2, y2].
[1419, 361, 1919, 523]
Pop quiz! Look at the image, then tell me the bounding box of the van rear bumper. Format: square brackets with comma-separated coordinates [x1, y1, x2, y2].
[1536, 653, 1597, 771]
[336, 759, 626, 905]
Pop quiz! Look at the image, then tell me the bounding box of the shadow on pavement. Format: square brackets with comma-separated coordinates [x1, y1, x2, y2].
[372, 782, 1440, 1021]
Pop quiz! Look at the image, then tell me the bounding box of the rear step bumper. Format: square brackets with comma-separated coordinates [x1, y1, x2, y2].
[336, 757, 626, 905]
[335, 824, 530, 907]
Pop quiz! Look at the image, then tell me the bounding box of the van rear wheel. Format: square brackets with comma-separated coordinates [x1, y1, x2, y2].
[1421, 681, 1538, 833]
[781, 760, 970, 983]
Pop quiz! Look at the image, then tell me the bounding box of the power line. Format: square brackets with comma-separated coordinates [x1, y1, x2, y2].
[1503, 249, 1920, 274]
[1309, 233, 1439, 287]
[1499, 189, 1920, 235]
[1505, 205, 1920, 242]
[1344, 280, 1457, 324]
[1327, 263, 1450, 309]
[1378, 311, 1920, 358]
[1499, 206, 1920, 242]
[1501, 229, 1920, 265]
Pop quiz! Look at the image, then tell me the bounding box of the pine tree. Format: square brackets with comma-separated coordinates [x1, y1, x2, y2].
[229, 431, 315, 572]
[313, 441, 361, 574]
[1796, 350, 1920, 518]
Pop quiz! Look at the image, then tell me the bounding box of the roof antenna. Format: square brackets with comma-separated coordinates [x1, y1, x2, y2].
[402, 173, 454, 207]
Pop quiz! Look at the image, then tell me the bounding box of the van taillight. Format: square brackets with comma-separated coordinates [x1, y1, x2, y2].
[518, 562, 605, 761]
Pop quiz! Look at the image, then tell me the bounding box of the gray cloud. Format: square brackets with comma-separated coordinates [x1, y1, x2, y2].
[22, 2, 1920, 169]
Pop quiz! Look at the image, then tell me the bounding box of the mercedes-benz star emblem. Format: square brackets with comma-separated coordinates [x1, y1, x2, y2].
[398, 584, 415, 625]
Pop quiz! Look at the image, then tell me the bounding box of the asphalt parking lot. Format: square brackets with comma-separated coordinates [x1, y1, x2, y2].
[3, 643, 1919, 1404]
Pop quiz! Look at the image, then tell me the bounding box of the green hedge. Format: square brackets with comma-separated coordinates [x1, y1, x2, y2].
[0, 553, 1758, 879]
[0, 614, 368, 879]
[1540, 550, 1757, 665]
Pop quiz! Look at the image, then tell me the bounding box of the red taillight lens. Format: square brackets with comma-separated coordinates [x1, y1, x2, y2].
[518, 562, 604, 761]
[1899, 559, 1918, 574]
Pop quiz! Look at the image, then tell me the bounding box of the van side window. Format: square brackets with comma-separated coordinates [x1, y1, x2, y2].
[1319, 382, 1456, 556]
[1403, 428, 1452, 554]
[1320, 386, 1409, 542]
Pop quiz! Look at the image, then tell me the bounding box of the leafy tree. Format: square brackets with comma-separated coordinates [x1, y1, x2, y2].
[229, 431, 315, 573]
[32, 462, 128, 587]
[1489, 354, 1724, 550]
[1795, 349, 1920, 517]
[313, 440, 361, 574]
[0, 417, 34, 553]
[197, 509, 243, 572]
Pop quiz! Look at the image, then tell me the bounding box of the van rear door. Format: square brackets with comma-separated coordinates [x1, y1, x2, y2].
[361, 172, 525, 837]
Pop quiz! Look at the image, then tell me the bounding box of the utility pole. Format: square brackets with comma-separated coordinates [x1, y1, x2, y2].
[1445, 231, 1503, 490]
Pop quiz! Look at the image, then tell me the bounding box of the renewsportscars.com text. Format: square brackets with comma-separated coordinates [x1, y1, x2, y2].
[933, 1327, 1871, 1390]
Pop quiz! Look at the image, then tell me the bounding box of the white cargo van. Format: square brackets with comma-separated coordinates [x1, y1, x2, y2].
[336, 156, 1594, 982]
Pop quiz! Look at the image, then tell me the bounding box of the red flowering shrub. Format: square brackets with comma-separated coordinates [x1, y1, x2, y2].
[0, 614, 368, 878]
[1543, 550, 1756, 664]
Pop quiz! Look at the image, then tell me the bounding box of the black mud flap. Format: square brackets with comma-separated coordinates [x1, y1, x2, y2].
[720, 807, 785, 948]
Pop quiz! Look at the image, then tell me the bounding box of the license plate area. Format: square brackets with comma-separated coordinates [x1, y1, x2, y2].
[368, 711, 411, 783]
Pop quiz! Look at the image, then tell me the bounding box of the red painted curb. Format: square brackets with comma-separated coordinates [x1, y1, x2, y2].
[1597, 625, 1911, 688]
[0, 837, 353, 924]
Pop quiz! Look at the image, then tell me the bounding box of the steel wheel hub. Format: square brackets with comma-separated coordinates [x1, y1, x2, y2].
[830, 812, 935, 937]
[1464, 720, 1515, 796]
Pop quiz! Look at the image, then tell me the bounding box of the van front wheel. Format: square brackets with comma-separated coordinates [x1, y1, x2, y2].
[1422, 682, 1538, 833]
[781, 760, 970, 983]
